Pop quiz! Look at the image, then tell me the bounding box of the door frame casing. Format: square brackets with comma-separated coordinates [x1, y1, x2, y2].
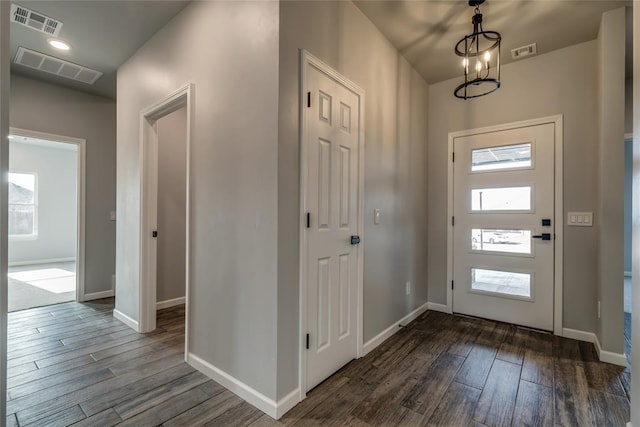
[9, 127, 86, 303]
[139, 83, 193, 360]
[298, 50, 365, 399]
[446, 115, 564, 335]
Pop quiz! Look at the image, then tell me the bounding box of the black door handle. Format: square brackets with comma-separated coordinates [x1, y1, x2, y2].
[351, 235, 361, 245]
[532, 233, 551, 241]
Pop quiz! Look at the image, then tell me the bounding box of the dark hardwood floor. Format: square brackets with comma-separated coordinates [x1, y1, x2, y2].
[5, 300, 631, 426]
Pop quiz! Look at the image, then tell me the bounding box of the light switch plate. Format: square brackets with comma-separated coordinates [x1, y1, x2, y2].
[567, 211, 593, 227]
[374, 208, 381, 225]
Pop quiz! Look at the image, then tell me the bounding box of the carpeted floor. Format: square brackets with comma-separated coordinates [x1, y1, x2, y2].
[8, 261, 76, 312]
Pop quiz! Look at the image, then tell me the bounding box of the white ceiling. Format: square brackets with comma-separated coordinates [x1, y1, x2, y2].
[353, 0, 631, 84]
[10, 1, 191, 99]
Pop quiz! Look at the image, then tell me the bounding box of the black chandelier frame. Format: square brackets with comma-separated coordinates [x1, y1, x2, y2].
[454, 0, 502, 99]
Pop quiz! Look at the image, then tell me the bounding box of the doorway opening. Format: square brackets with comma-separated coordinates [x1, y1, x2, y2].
[138, 84, 192, 362]
[7, 129, 85, 313]
[154, 105, 188, 343]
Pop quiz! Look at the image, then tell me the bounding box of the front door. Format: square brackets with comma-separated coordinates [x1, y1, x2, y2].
[303, 58, 361, 391]
[452, 123, 556, 331]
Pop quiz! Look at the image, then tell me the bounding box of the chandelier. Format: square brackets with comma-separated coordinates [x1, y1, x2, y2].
[454, 0, 501, 99]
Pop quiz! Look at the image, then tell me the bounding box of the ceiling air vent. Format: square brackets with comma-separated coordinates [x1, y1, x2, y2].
[10, 4, 63, 37]
[14, 47, 103, 85]
[511, 43, 537, 60]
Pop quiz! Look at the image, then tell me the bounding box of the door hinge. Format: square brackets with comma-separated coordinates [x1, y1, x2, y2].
[451, 216, 455, 226]
[451, 280, 454, 290]
[452, 152, 455, 162]
[306, 333, 310, 350]
[307, 92, 311, 108]
[152, 230, 158, 238]
[306, 212, 311, 229]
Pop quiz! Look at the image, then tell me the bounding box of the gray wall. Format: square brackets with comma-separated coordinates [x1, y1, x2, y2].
[428, 41, 599, 333]
[116, 1, 280, 399]
[596, 7, 625, 353]
[278, 1, 429, 399]
[10, 74, 116, 295]
[9, 141, 77, 265]
[156, 107, 187, 303]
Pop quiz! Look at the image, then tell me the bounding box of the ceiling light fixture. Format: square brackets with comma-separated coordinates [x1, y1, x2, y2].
[48, 38, 71, 51]
[454, 0, 501, 99]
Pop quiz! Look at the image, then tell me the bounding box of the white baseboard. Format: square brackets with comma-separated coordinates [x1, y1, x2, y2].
[113, 309, 139, 332]
[275, 388, 301, 419]
[157, 296, 186, 310]
[362, 302, 429, 356]
[563, 328, 627, 367]
[83, 290, 114, 301]
[8, 257, 75, 267]
[562, 328, 595, 343]
[594, 333, 627, 367]
[187, 353, 299, 419]
[427, 302, 451, 314]
[625, 271, 632, 277]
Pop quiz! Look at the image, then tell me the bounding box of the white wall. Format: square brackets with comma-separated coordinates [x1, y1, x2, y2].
[10, 75, 116, 295]
[156, 107, 186, 303]
[116, 0, 280, 400]
[596, 7, 625, 353]
[8, 141, 77, 265]
[428, 41, 600, 334]
[278, 1, 429, 399]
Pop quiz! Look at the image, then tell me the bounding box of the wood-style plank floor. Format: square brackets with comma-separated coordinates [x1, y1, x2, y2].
[5, 299, 631, 426]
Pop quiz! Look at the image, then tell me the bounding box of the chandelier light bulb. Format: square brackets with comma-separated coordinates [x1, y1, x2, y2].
[484, 51, 491, 62]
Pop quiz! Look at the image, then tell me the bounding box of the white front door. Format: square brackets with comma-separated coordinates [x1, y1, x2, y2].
[303, 58, 361, 391]
[453, 123, 556, 331]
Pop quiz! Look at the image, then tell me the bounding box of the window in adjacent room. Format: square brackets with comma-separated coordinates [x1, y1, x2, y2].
[9, 172, 38, 239]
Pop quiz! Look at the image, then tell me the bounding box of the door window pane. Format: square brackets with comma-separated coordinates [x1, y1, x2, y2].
[471, 268, 531, 298]
[471, 186, 531, 211]
[471, 229, 532, 254]
[471, 143, 532, 172]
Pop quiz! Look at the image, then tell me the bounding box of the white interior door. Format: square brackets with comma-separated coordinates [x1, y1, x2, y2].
[453, 123, 555, 331]
[304, 61, 361, 391]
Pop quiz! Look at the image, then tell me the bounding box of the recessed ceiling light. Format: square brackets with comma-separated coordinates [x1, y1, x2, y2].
[48, 38, 71, 51]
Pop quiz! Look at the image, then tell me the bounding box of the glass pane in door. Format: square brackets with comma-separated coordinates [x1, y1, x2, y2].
[471, 229, 532, 254]
[471, 267, 532, 299]
[471, 186, 532, 211]
[471, 143, 532, 171]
